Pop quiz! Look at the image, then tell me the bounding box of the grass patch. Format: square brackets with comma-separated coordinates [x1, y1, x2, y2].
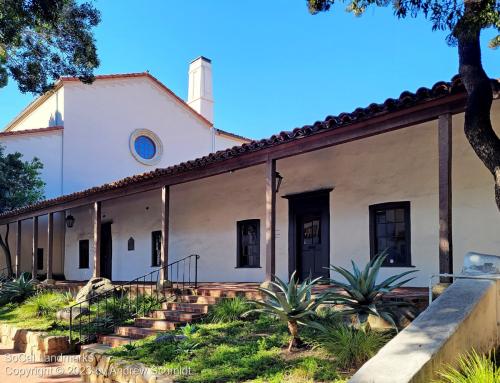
[0, 291, 162, 338]
[0, 291, 73, 332]
[206, 296, 251, 323]
[107, 316, 351, 382]
[18, 291, 73, 318]
[313, 325, 391, 370]
[434, 349, 500, 383]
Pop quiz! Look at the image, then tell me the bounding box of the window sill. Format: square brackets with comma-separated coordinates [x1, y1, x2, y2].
[235, 266, 262, 269]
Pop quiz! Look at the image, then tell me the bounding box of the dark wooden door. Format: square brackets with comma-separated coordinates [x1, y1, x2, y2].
[100, 222, 113, 280]
[298, 213, 325, 279]
[288, 190, 331, 281]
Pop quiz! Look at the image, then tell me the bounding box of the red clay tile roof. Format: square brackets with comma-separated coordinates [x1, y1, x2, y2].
[0, 126, 63, 138]
[0, 75, 490, 220]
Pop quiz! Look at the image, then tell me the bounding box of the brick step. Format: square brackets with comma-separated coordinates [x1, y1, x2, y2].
[162, 302, 210, 313]
[99, 335, 135, 348]
[134, 317, 179, 330]
[178, 295, 220, 304]
[151, 310, 203, 321]
[195, 289, 260, 299]
[115, 326, 162, 339]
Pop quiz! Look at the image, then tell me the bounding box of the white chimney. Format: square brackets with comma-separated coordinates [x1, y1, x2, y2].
[187, 56, 214, 124]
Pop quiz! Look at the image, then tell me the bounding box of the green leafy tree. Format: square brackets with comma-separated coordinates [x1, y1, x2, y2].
[307, 0, 500, 211]
[0, 145, 44, 276]
[0, 0, 100, 94]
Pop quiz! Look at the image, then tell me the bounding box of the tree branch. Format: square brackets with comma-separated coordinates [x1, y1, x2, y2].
[456, 3, 500, 211]
[0, 224, 13, 277]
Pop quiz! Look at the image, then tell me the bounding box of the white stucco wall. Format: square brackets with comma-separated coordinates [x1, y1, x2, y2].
[62, 77, 219, 194]
[169, 166, 267, 282]
[276, 120, 439, 285]
[452, 101, 500, 263]
[214, 133, 245, 151]
[0, 131, 63, 198]
[9, 88, 64, 131]
[64, 191, 165, 281]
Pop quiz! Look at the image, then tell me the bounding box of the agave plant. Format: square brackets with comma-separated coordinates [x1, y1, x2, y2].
[0, 272, 36, 305]
[244, 271, 327, 351]
[326, 252, 417, 330]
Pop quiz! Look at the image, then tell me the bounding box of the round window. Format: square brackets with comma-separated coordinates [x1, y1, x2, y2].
[129, 129, 163, 165]
[134, 135, 156, 160]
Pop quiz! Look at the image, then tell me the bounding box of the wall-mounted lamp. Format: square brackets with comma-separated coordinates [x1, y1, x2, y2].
[275, 172, 284, 193]
[65, 214, 75, 228]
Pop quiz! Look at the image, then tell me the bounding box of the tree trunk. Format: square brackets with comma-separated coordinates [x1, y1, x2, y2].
[455, 3, 500, 211]
[0, 224, 13, 277]
[287, 320, 302, 351]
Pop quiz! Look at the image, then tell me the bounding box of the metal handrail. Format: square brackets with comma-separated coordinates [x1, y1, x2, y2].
[69, 254, 200, 343]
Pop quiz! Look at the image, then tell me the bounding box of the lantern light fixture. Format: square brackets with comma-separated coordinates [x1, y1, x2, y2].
[275, 172, 284, 193]
[65, 214, 75, 228]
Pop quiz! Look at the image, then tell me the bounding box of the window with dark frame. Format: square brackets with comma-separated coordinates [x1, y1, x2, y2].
[36, 248, 43, 270]
[369, 202, 411, 267]
[237, 219, 260, 268]
[79, 240, 90, 269]
[151, 231, 162, 267]
[128, 237, 135, 251]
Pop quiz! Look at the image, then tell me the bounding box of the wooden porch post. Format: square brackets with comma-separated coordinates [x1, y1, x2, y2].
[265, 157, 277, 282]
[93, 202, 102, 278]
[16, 220, 21, 277]
[46, 213, 54, 281]
[61, 212, 66, 280]
[32, 216, 38, 279]
[438, 113, 453, 279]
[160, 186, 170, 284]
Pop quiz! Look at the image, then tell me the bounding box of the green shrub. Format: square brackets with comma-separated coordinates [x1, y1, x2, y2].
[180, 323, 197, 337]
[18, 291, 72, 318]
[207, 296, 250, 323]
[434, 349, 499, 383]
[316, 325, 389, 369]
[0, 272, 36, 305]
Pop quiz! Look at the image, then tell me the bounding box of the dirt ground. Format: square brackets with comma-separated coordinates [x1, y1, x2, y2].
[0, 344, 80, 383]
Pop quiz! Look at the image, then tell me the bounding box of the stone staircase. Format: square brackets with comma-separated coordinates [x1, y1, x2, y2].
[99, 286, 259, 348]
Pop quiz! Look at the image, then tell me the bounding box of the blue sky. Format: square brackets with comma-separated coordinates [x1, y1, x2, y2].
[0, 0, 497, 139]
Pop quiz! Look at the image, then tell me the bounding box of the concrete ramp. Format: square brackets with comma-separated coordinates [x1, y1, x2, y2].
[349, 255, 500, 383]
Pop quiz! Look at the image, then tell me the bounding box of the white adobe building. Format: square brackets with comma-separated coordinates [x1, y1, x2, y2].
[0, 57, 247, 198]
[0, 63, 499, 287]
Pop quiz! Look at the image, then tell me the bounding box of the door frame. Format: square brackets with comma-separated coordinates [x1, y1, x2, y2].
[284, 188, 333, 279]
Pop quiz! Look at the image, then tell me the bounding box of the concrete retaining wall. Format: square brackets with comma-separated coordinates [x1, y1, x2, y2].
[349, 278, 499, 382]
[0, 323, 71, 361]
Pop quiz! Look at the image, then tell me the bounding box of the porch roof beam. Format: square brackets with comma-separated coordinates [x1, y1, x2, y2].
[0, 95, 466, 225]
